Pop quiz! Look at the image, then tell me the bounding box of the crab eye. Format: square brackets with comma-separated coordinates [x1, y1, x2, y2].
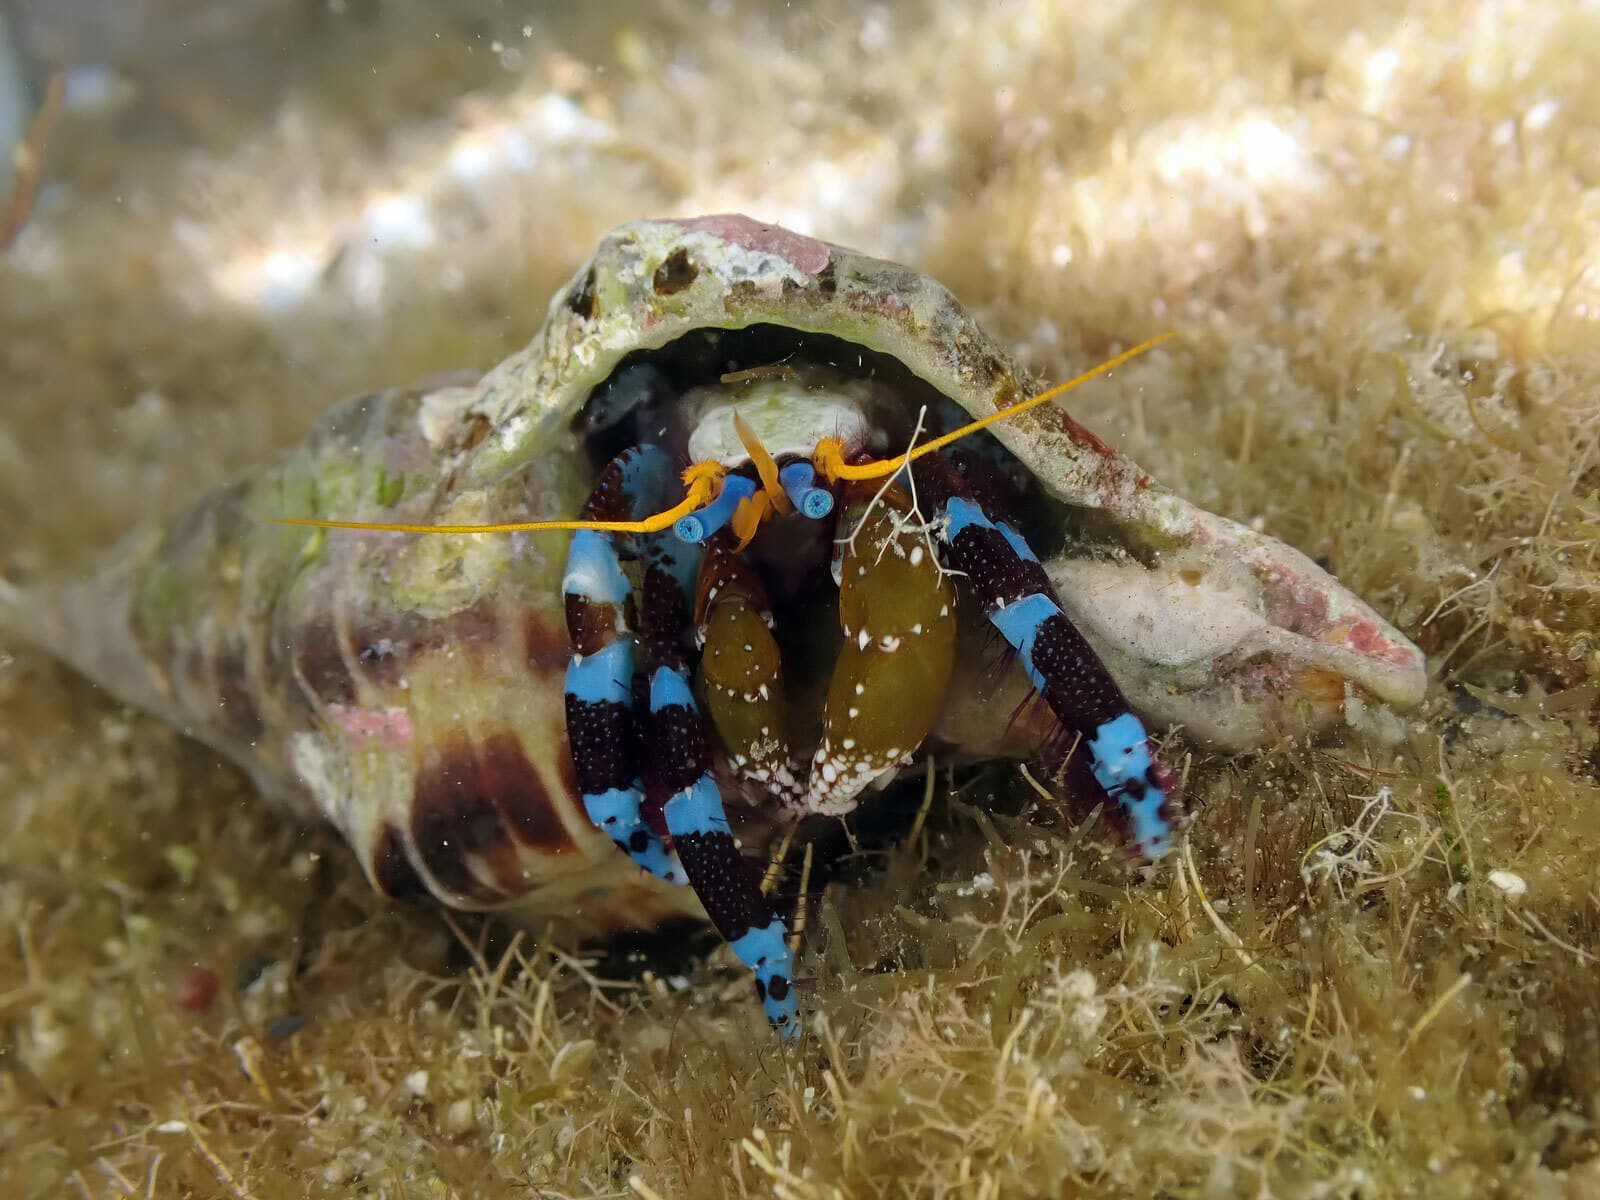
[674, 474, 757, 543]
[778, 462, 834, 520]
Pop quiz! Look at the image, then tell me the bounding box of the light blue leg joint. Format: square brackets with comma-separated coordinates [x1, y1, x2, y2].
[561, 528, 632, 609]
[1088, 711, 1172, 859]
[583, 784, 684, 883]
[730, 918, 800, 1034]
[564, 639, 632, 704]
[988, 592, 1060, 693]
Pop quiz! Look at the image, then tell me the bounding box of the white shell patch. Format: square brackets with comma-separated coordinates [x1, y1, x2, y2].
[686, 379, 872, 467]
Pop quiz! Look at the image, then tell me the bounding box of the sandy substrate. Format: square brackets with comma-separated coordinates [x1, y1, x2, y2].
[1, 1, 1597, 1196]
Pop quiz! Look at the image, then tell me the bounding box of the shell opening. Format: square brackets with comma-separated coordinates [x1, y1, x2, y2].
[572, 323, 1077, 558]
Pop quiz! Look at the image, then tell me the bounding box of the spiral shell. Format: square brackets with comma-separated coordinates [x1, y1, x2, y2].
[1, 214, 1426, 934]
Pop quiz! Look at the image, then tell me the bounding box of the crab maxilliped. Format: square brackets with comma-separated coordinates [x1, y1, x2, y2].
[1, 215, 1426, 1036]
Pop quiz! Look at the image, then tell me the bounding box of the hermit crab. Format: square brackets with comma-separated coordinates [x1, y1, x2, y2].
[2, 215, 1426, 1037]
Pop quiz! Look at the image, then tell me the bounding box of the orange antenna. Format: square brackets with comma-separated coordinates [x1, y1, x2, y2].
[273, 462, 724, 537]
[732, 409, 792, 515]
[813, 331, 1174, 483]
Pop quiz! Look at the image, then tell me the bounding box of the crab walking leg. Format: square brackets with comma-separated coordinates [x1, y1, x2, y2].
[912, 456, 1180, 860]
[804, 489, 957, 815]
[562, 448, 685, 882]
[637, 548, 799, 1035]
[695, 541, 803, 808]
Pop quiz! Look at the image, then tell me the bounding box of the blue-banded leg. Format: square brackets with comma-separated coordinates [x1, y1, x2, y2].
[561, 447, 689, 882]
[912, 454, 1181, 859]
[635, 531, 800, 1036]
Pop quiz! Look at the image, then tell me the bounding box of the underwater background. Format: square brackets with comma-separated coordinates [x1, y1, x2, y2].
[1, 1, 1597, 1195]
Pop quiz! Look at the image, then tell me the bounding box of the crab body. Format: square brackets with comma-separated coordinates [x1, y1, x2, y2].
[552, 366, 1189, 1031]
[1, 215, 1428, 1034]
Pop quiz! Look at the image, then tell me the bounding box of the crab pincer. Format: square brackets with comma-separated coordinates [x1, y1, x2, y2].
[805, 488, 957, 816]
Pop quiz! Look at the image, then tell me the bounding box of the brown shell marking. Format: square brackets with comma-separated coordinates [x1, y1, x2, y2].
[368, 723, 603, 913]
[411, 731, 569, 904]
[371, 824, 430, 904]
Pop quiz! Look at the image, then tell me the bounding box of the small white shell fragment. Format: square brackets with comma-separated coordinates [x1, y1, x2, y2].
[444, 1098, 477, 1134]
[550, 1038, 597, 1083]
[1487, 870, 1527, 898]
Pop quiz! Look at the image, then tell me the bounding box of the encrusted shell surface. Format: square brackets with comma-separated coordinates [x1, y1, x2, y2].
[1, 214, 1425, 932]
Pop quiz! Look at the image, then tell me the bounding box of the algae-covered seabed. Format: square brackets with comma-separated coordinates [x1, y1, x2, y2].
[1, 1, 1597, 1196]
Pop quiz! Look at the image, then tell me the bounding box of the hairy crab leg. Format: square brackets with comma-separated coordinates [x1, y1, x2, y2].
[638, 504, 799, 1036]
[803, 487, 958, 816]
[562, 447, 687, 882]
[912, 454, 1181, 860]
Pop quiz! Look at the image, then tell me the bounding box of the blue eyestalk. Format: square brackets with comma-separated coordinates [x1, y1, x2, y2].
[674, 474, 758, 543]
[778, 462, 834, 520]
